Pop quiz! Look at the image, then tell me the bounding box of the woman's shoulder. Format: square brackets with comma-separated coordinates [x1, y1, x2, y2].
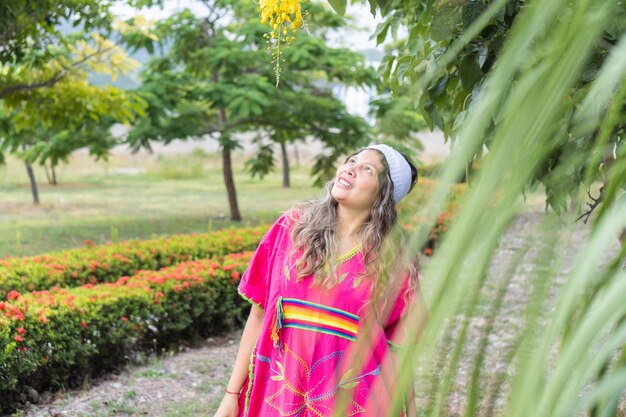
[277, 207, 302, 228]
[264, 208, 300, 238]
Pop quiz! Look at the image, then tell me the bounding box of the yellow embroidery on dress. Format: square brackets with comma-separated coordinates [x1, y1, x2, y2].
[338, 245, 360, 263]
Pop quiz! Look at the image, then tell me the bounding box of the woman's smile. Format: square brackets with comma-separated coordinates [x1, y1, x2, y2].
[336, 176, 353, 189]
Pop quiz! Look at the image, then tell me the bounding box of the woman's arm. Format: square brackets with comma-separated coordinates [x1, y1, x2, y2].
[213, 304, 265, 417]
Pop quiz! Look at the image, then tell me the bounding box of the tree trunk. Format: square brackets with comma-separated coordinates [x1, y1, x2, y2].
[293, 143, 300, 167]
[25, 161, 40, 205]
[43, 163, 52, 184]
[222, 146, 242, 221]
[219, 108, 241, 221]
[51, 164, 58, 185]
[281, 142, 290, 188]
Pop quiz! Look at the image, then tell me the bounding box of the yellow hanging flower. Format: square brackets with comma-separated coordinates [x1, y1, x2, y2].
[260, 0, 305, 85]
[260, 0, 303, 43]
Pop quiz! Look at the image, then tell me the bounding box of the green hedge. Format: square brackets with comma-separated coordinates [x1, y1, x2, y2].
[0, 226, 267, 301]
[0, 251, 253, 414]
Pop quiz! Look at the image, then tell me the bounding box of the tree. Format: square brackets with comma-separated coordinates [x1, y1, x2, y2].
[127, 0, 375, 220]
[0, 33, 145, 204]
[0, 1, 120, 98]
[368, 0, 626, 216]
[0, 2, 155, 204]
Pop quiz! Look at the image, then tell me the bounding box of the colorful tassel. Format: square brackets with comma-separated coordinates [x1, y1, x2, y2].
[270, 297, 284, 351]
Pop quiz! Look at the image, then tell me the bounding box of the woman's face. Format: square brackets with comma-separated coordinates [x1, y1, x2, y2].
[331, 149, 386, 213]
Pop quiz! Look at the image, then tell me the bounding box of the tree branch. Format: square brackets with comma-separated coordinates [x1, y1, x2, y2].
[576, 185, 604, 224]
[0, 7, 51, 47]
[0, 43, 118, 99]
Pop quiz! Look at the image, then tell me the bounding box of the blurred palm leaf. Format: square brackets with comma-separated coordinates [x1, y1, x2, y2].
[341, 0, 626, 416]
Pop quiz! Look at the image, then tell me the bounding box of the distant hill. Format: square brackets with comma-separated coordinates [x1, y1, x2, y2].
[358, 48, 384, 63]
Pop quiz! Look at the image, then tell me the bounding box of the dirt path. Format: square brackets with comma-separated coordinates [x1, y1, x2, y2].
[16, 208, 623, 417]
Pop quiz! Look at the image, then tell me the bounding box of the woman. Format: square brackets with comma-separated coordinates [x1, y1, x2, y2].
[214, 144, 421, 417]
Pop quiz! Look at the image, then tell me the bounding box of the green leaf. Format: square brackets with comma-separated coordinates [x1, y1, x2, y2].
[340, 381, 360, 389]
[339, 368, 353, 385]
[327, 0, 347, 16]
[458, 54, 482, 91]
[284, 265, 291, 281]
[431, 4, 461, 41]
[462, 0, 487, 29]
[395, 56, 412, 83]
[367, 0, 377, 16]
[428, 74, 449, 99]
[373, 22, 390, 45]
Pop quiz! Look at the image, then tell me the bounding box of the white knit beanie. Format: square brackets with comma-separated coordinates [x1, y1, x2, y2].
[366, 144, 413, 203]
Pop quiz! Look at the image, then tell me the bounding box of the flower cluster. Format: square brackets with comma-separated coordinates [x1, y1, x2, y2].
[259, 0, 305, 84]
[260, 0, 304, 44]
[398, 178, 466, 256]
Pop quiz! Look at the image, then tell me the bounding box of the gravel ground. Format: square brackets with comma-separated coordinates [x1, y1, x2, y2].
[14, 208, 624, 417]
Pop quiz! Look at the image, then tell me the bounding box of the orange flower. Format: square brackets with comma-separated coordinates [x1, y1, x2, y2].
[7, 290, 21, 300]
[14, 335, 23, 343]
[16, 327, 26, 335]
[8, 307, 25, 321]
[230, 271, 240, 280]
[424, 248, 433, 256]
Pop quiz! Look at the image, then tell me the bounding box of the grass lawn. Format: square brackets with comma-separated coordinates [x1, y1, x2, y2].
[0, 150, 320, 257]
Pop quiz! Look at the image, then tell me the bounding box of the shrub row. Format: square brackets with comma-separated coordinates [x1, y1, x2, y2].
[0, 225, 268, 301]
[0, 251, 253, 414]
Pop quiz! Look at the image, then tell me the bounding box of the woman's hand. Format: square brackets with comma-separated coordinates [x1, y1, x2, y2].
[213, 393, 239, 417]
[213, 304, 263, 417]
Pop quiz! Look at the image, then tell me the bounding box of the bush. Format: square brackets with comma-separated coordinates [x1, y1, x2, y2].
[0, 252, 253, 414]
[0, 226, 268, 301]
[398, 177, 467, 256]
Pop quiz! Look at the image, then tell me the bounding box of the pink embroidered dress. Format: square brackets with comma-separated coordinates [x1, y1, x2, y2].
[237, 214, 412, 417]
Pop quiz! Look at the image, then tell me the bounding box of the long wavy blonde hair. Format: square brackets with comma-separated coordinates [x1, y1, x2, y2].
[286, 148, 419, 320]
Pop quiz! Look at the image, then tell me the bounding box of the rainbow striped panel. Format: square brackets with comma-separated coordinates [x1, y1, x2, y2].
[281, 298, 359, 341]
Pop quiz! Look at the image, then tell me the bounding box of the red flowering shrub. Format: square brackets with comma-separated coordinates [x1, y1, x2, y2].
[0, 252, 253, 414]
[397, 178, 466, 256]
[0, 225, 268, 300]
